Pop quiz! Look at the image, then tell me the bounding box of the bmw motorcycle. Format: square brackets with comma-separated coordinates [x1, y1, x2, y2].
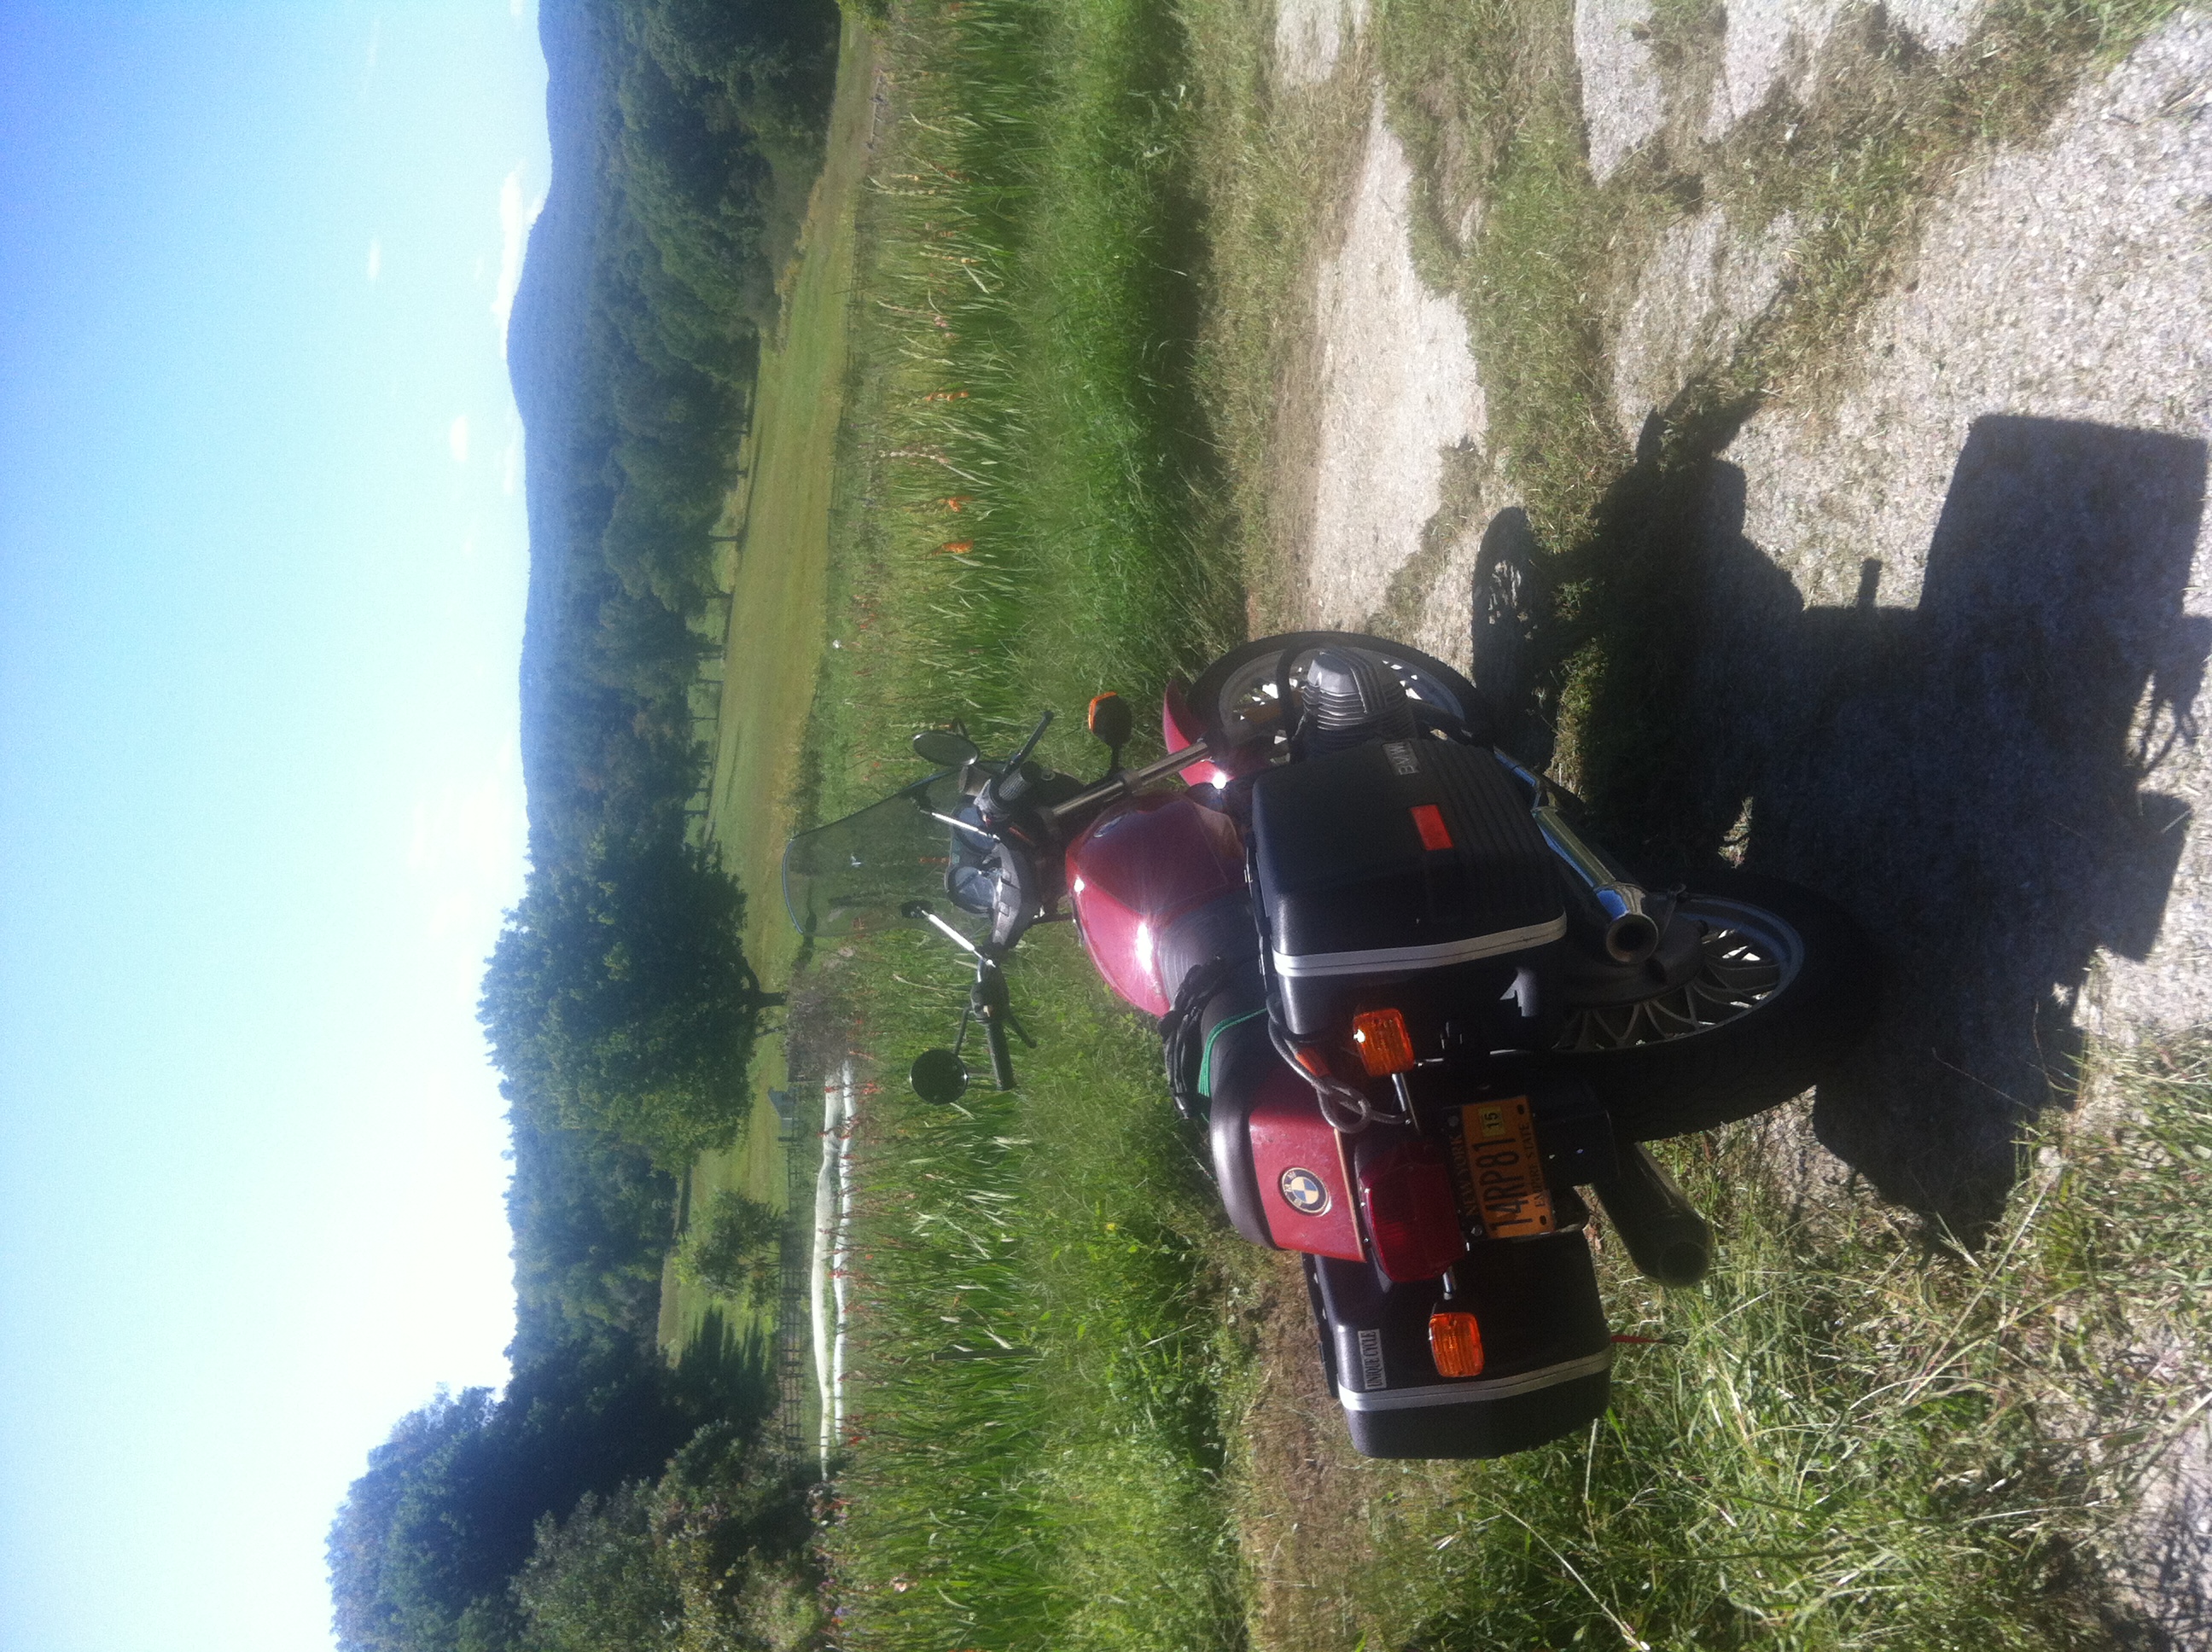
[783, 632, 1871, 1458]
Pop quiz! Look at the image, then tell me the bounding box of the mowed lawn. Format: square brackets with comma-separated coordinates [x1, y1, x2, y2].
[655, 14, 876, 1358]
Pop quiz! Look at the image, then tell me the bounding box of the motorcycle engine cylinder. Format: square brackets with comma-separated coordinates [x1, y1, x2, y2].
[1302, 649, 1417, 755]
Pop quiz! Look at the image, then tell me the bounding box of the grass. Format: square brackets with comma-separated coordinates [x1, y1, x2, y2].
[806, 0, 1241, 811]
[798, 931, 1249, 1652]
[1222, 1032, 2212, 1650]
[657, 15, 877, 1359]
[784, 1, 1249, 1645]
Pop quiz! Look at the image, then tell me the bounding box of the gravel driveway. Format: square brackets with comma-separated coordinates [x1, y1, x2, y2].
[1262, 0, 2212, 1622]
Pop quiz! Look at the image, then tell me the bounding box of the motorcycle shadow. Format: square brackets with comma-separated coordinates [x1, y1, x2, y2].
[1488, 414, 2212, 1233]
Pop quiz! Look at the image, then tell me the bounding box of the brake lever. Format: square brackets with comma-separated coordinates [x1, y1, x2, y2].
[982, 710, 1057, 817]
[1004, 708, 1055, 773]
[926, 808, 998, 846]
[901, 900, 985, 958]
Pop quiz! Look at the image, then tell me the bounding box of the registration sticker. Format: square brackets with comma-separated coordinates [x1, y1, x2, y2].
[1447, 1097, 1556, 1238]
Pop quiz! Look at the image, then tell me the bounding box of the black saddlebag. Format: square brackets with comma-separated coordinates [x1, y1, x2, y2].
[1251, 738, 1566, 1043]
[1309, 1235, 1611, 1458]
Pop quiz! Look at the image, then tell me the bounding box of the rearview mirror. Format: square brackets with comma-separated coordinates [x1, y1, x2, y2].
[912, 729, 981, 769]
[910, 1048, 969, 1105]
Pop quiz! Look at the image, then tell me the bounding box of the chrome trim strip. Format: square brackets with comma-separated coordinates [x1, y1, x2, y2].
[1336, 1348, 1612, 1411]
[1273, 915, 1567, 979]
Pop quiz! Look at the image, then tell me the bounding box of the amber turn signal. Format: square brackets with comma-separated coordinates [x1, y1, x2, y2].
[1429, 1310, 1486, 1378]
[1351, 1008, 1416, 1077]
[1086, 691, 1133, 749]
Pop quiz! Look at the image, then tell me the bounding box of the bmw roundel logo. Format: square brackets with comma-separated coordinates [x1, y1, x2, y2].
[1278, 1166, 1330, 1215]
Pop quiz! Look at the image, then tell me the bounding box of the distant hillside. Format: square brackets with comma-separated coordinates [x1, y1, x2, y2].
[508, 0, 610, 861]
[329, 14, 842, 1652]
[490, 0, 839, 1373]
[505, 0, 838, 870]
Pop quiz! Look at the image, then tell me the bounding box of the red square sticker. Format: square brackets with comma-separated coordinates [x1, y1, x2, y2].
[1410, 803, 1452, 852]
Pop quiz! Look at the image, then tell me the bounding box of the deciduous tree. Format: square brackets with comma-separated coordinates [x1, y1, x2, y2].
[480, 835, 782, 1170]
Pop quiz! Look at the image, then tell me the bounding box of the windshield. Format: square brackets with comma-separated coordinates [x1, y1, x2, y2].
[782, 771, 989, 937]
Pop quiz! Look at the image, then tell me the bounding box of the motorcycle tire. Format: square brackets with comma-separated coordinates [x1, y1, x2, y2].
[1551, 870, 1877, 1143]
[1188, 631, 1493, 756]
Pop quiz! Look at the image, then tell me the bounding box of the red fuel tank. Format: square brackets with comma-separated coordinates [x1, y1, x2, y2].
[1066, 790, 1245, 1016]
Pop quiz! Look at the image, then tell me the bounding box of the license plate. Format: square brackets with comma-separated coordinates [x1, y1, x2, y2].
[1447, 1097, 1555, 1238]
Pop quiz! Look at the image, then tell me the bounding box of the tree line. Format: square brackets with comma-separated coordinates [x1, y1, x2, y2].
[331, 2, 838, 1648]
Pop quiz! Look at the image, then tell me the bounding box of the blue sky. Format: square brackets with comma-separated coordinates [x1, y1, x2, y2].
[0, 6, 549, 1649]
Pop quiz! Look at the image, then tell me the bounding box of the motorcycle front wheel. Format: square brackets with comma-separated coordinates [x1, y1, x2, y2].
[1189, 631, 1492, 755]
[1551, 871, 1877, 1143]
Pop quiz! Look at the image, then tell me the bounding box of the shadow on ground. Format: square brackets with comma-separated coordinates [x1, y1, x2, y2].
[1482, 414, 2209, 1230]
[677, 1304, 778, 1423]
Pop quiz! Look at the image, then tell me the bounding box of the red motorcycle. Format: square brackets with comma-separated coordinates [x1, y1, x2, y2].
[783, 632, 1871, 1458]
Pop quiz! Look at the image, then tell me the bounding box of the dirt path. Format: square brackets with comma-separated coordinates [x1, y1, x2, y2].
[1297, 98, 1486, 630]
[1262, 0, 2212, 1630]
[1281, 1, 2212, 1187]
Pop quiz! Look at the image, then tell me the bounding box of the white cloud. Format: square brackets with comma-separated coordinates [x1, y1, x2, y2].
[448, 416, 470, 464]
[492, 167, 542, 357]
[365, 237, 381, 282]
[501, 433, 522, 497]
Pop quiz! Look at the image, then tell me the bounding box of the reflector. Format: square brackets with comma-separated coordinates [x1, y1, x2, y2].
[1351, 1008, 1416, 1077]
[1410, 802, 1453, 852]
[1357, 1142, 1467, 1282]
[1429, 1310, 1486, 1378]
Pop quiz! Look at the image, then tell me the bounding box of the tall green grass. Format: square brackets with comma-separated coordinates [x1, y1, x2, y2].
[811, 0, 1237, 819]
[796, 3, 1247, 1647]
[1222, 1036, 2212, 1650]
[808, 932, 1247, 1652]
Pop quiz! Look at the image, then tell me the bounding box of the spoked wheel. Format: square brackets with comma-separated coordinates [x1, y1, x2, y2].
[1551, 872, 1876, 1143]
[1471, 510, 1549, 765]
[1189, 631, 1491, 758]
[1559, 895, 1800, 1054]
[1471, 512, 1541, 716]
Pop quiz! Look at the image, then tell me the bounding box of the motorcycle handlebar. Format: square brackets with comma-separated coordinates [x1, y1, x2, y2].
[1039, 735, 1214, 829]
[971, 957, 1016, 1091]
[982, 1013, 1015, 1091]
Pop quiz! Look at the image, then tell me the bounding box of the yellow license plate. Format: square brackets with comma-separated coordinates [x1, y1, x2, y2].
[1450, 1097, 1555, 1238]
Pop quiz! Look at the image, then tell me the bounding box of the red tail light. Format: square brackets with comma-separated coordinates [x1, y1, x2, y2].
[1357, 1142, 1466, 1282]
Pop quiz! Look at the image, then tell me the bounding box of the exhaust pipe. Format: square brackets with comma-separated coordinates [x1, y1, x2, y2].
[1533, 805, 1662, 964]
[1494, 757, 1661, 964]
[1591, 1143, 1711, 1287]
